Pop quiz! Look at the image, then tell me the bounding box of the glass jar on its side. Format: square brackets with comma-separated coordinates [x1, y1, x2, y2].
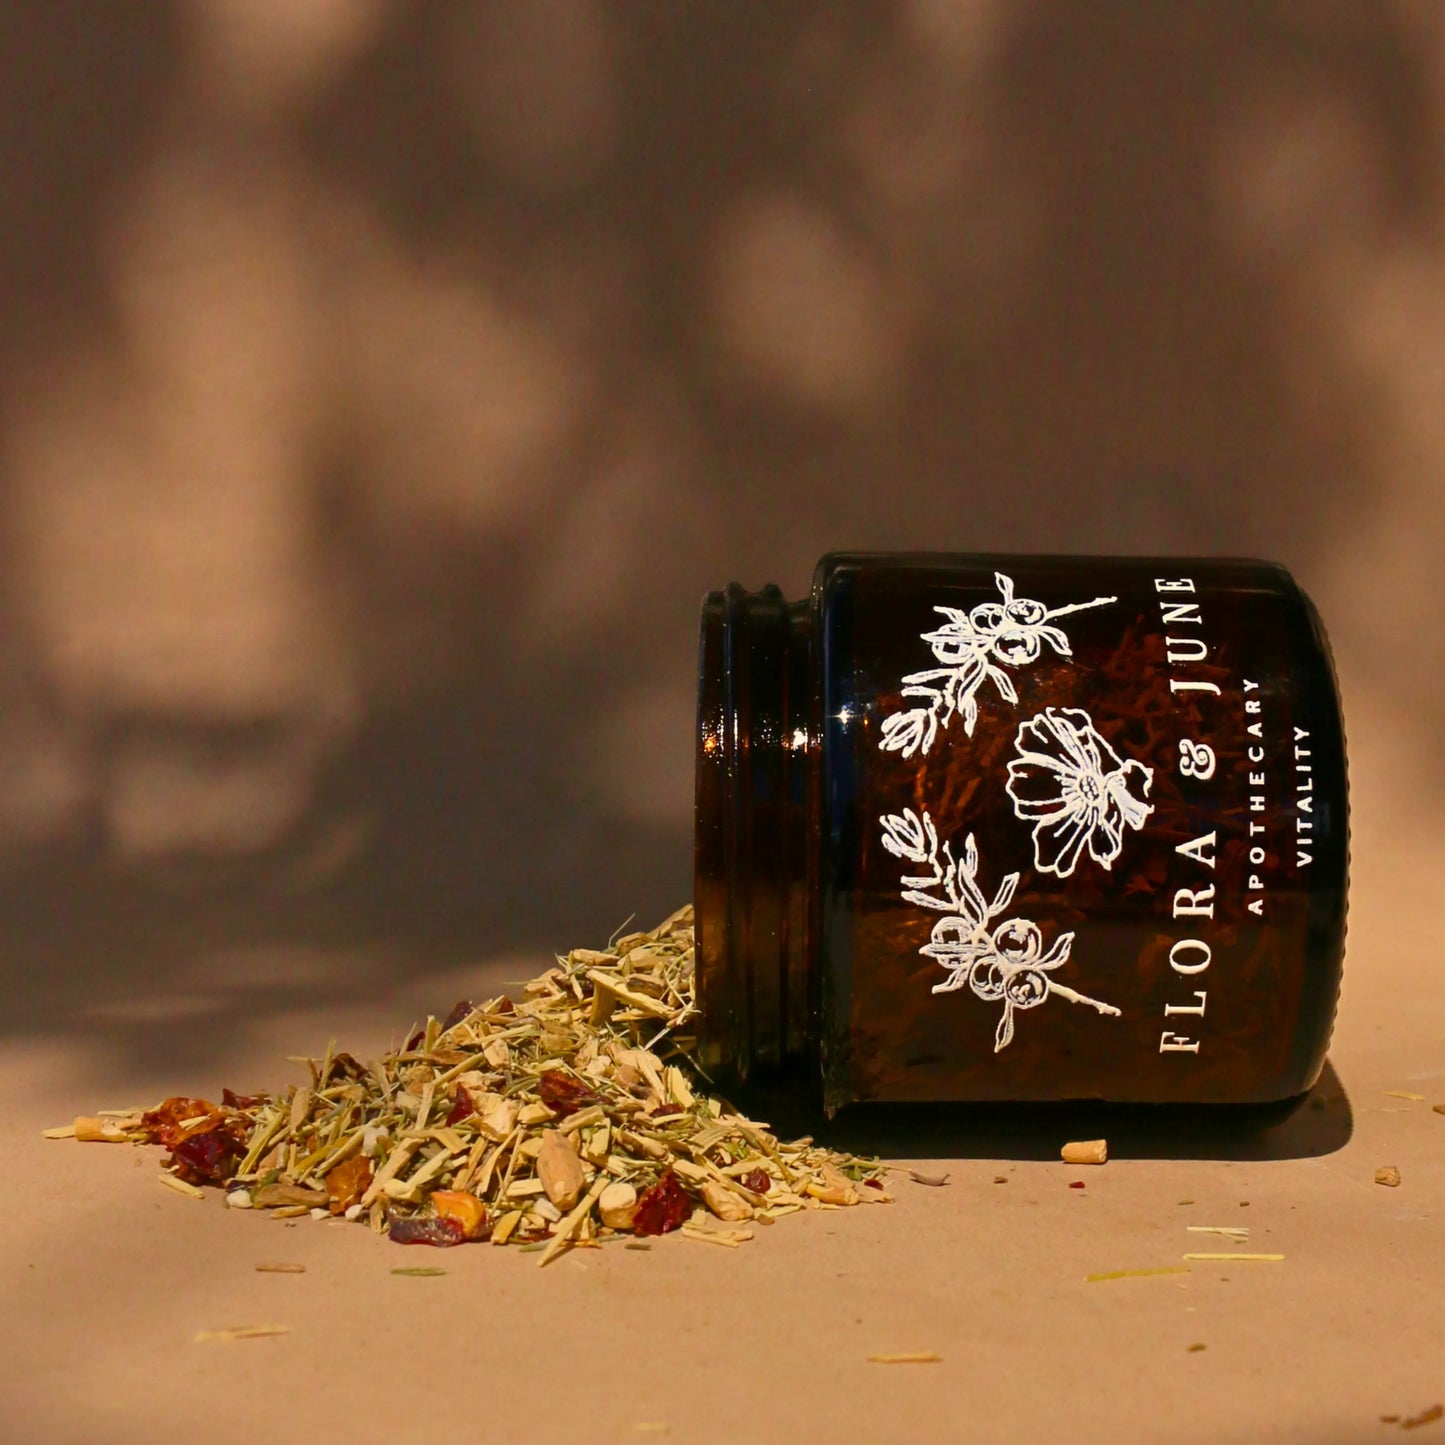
[695, 554, 1347, 1114]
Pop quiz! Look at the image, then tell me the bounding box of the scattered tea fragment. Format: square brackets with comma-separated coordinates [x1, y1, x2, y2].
[1384, 1091, 1426, 1102]
[1181, 1252, 1283, 1262]
[54, 905, 888, 1267]
[391, 1267, 447, 1277]
[254, 1263, 305, 1274]
[1187, 1343, 1207, 1353]
[907, 1170, 949, 1187]
[1085, 1267, 1190, 1283]
[1061, 1138, 1107, 1166]
[867, 1352, 943, 1364]
[74, 1116, 128, 1143]
[194, 1325, 289, 1343]
[1433, 1105, 1445, 1117]
[1186, 1226, 1249, 1241]
[1402, 1403, 1444, 1430]
[1376, 1166, 1403, 1188]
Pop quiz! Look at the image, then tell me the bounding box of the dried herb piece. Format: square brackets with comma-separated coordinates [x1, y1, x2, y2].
[391, 1267, 447, 1277]
[1085, 1267, 1190, 1283]
[633, 1171, 691, 1236]
[388, 1216, 467, 1248]
[867, 1353, 942, 1364]
[325, 1157, 372, 1215]
[194, 1325, 289, 1343]
[537, 1069, 596, 1119]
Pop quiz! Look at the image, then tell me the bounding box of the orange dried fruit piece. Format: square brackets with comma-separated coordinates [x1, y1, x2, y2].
[431, 1190, 490, 1240]
[325, 1156, 373, 1215]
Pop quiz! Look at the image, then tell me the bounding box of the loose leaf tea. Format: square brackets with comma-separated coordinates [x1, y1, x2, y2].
[57, 905, 886, 1265]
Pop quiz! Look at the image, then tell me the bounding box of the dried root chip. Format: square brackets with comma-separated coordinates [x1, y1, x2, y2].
[1061, 1139, 1108, 1166]
[598, 1181, 639, 1231]
[73, 1117, 127, 1143]
[536, 1129, 586, 1210]
[702, 1180, 753, 1222]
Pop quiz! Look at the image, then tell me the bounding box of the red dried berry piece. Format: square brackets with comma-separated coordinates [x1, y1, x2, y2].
[168, 1126, 245, 1186]
[537, 1069, 596, 1119]
[632, 1170, 692, 1236]
[221, 1088, 265, 1112]
[440, 999, 475, 1033]
[404, 1029, 425, 1052]
[863, 1177, 884, 1190]
[445, 1088, 476, 1126]
[139, 1097, 221, 1148]
[323, 1052, 368, 1084]
[740, 1169, 771, 1195]
[493, 997, 515, 1015]
[388, 1216, 467, 1247]
[1068, 1181, 1086, 1190]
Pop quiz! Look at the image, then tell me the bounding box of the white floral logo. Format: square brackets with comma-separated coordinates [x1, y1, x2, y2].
[880, 808, 1122, 1051]
[877, 572, 1117, 758]
[1005, 707, 1154, 878]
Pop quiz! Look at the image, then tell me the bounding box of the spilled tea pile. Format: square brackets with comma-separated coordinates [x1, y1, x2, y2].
[51, 906, 889, 1264]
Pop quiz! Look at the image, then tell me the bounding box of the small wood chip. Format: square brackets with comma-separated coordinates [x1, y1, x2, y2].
[1061, 1138, 1108, 1166]
[907, 1170, 949, 1187]
[867, 1352, 943, 1364]
[1376, 1166, 1403, 1188]
[1384, 1091, 1427, 1102]
[42, 1124, 77, 1140]
[194, 1325, 290, 1343]
[254, 1263, 305, 1273]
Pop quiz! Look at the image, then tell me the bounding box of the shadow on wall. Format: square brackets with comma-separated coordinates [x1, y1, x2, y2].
[0, 0, 1439, 1078]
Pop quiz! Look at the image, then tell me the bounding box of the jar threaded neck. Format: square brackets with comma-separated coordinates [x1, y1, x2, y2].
[695, 583, 815, 1087]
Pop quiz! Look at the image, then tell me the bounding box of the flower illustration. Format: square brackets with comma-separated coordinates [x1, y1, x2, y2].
[878, 810, 1121, 1051]
[878, 572, 1116, 757]
[1005, 707, 1154, 878]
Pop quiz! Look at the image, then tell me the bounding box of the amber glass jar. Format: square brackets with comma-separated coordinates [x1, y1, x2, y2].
[695, 555, 1347, 1113]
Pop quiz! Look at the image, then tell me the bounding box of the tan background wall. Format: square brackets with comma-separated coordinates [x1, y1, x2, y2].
[1, 0, 1439, 1086]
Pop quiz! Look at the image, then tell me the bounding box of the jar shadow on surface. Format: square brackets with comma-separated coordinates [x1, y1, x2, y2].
[740, 1057, 1353, 1163]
